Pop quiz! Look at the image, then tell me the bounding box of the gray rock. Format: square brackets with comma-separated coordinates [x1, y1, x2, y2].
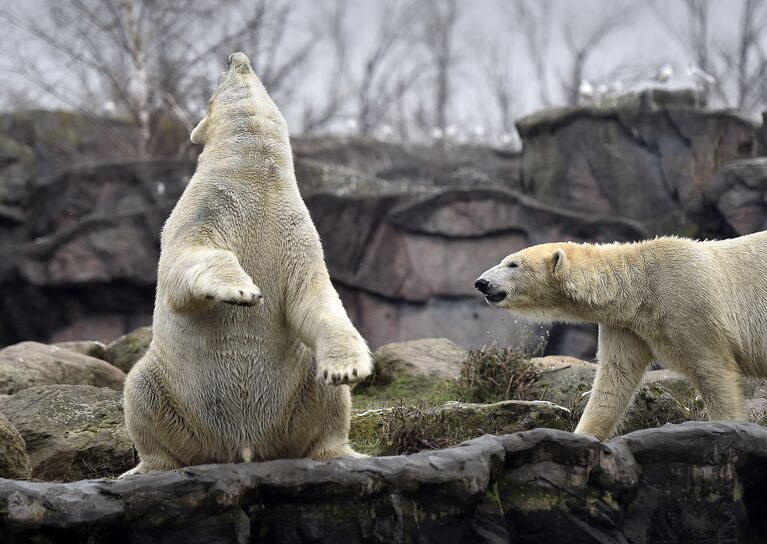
[0, 411, 30, 479]
[0, 342, 125, 394]
[706, 158, 767, 235]
[517, 89, 760, 236]
[0, 385, 136, 481]
[528, 355, 596, 405]
[54, 340, 108, 360]
[619, 384, 698, 434]
[105, 326, 152, 372]
[372, 337, 468, 383]
[0, 422, 765, 542]
[746, 398, 767, 424]
[643, 368, 696, 400]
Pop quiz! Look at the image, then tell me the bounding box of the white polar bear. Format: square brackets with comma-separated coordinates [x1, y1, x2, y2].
[475, 232, 767, 441]
[122, 52, 372, 474]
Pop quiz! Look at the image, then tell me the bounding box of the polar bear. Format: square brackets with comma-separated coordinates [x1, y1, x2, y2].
[121, 52, 372, 474]
[475, 232, 767, 441]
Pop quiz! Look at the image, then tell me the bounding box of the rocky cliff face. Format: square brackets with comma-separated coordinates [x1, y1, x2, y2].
[0, 90, 764, 357]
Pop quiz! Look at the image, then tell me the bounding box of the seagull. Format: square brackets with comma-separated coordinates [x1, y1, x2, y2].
[578, 80, 594, 103]
[609, 81, 624, 94]
[430, 127, 444, 140]
[655, 63, 674, 83]
[686, 64, 716, 86]
[686, 64, 716, 108]
[345, 118, 359, 134]
[379, 124, 394, 139]
[471, 124, 486, 139]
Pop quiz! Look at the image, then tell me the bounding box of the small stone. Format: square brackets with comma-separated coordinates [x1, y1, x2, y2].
[0, 411, 31, 479]
[105, 327, 152, 373]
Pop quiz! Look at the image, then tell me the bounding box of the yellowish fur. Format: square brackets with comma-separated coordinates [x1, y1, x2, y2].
[121, 53, 372, 476]
[477, 232, 767, 441]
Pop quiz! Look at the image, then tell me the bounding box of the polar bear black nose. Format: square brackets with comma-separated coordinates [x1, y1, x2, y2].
[475, 278, 489, 293]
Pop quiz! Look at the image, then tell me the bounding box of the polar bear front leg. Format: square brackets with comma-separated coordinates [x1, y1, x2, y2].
[574, 325, 652, 441]
[287, 271, 372, 385]
[162, 246, 263, 311]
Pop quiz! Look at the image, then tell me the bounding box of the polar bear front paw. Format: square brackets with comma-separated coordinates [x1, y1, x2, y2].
[318, 348, 373, 385]
[207, 283, 263, 307]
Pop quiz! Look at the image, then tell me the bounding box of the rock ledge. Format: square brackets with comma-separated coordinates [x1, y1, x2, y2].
[0, 421, 765, 543]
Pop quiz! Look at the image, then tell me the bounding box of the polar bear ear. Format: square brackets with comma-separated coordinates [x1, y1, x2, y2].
[190, 115, 210, 144]
[551, 248, 567, 274]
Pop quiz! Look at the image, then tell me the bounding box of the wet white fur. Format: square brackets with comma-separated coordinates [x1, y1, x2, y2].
[478, 232, 767, 441]
[121, 53, 372, 475]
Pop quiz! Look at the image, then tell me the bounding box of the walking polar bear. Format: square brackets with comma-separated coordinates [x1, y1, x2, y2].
[122, 52, 372, 475]
[475, 232, 767, 441]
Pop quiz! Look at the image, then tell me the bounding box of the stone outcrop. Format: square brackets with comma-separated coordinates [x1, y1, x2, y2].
[0, 422, 764, 542]
[0, 412, 30, 480]
[104, 326, 152, 372]
[0, 385, 135, 481]
[0, 342, 125, 394]
[372, 337, 468, 383]
[53, 340, 108, 360]
[516, 89, 761, 236]
[705, 157, 767, 235]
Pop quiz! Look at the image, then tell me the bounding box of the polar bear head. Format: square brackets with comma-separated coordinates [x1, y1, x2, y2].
[474, 243, 576, 320]
[190, 52, 284, 145]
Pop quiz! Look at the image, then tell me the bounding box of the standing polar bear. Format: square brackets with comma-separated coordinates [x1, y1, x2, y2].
[122, 53, 372, 474]
[475, 232, 767, 441]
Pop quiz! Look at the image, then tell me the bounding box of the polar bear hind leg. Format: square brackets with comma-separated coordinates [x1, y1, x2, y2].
[689, 359, 747, 420]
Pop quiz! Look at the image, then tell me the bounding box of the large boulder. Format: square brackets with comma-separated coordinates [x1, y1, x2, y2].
[516, 88, 760, 236]
[0, 342, 125, 394]
[0, 412, 31, 480]
[0, 385, 135, 481]
[705, 158, 767, 235]
[372, 338, 468, 382]
[528, 355, 596, 405]
[0, 422, 765, 542]
[54, 340, 108, 360]
[105, 327, 152, 373]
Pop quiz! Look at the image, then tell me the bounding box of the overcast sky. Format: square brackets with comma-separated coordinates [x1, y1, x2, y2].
[0, 1, 755, 140]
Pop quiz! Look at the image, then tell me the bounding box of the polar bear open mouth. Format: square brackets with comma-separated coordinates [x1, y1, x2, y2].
[486, 291, 507, 303]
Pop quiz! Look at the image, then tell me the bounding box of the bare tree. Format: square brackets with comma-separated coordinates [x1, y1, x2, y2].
[510, 0, 554, 107]
[560, 3, 633, 105]
[717, 0, 767, 110]
[300, 0, 350, 135]
[417, 0, 460, 136]
[649, 0, 726, 104]
[482, 44, 518, 141]
[353, 0, 424, 136]
[650, 0, 711, 73]
[1, 0, 315, 157]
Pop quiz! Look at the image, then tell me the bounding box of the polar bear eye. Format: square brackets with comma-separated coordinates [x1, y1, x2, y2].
[508, 262, 519, 268]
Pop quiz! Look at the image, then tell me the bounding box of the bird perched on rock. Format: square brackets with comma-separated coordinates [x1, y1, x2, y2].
[686, 64, 716, 107]
[578, 80, 594, 103]
[655, 63, 674, 84]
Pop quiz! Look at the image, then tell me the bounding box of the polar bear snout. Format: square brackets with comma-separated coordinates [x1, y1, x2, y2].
[474, 278, 490, 293]
[475, 275, 507, 304]
[227, 52, 253, 74]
